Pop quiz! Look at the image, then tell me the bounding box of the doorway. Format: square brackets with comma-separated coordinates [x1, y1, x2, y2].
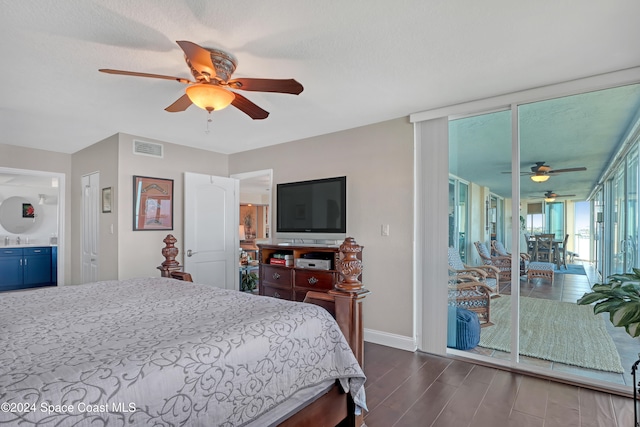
[0, 167, 65, 285]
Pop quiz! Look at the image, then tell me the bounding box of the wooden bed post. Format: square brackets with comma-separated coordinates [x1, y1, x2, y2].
[157, 234, 192, 281]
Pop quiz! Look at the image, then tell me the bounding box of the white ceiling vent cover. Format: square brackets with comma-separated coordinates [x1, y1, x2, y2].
[133, 140, 163, 158]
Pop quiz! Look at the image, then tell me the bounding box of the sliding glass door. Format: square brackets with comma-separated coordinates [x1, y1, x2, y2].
[444, 82, 640, 391]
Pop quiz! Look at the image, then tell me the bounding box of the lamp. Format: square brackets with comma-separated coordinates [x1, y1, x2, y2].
[185, 84, 235, 112]
[531, 174, 550, 183]
[544, 197, 556, 202]
[239, 225, 246, 241]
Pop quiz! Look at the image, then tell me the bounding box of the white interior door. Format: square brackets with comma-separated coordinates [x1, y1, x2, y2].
[184, 172, 239, 289]
[81, 172, 99, 283]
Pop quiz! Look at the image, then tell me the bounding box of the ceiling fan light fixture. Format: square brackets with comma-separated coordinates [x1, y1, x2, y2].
[531, 174, 550, 182]
[545, 197, 556, 202]
[186, 84, 235, 112]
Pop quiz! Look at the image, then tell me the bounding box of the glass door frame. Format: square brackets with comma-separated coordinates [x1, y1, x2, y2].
[412, 67, 640, 396]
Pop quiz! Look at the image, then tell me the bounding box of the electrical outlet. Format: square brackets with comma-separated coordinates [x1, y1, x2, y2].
[381, 224, 390, 236]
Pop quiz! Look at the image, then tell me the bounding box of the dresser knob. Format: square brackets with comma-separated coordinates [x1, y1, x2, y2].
[273, 272, 280, 280]
[308, 276, 318, 285]
[274, 291, 281, 298]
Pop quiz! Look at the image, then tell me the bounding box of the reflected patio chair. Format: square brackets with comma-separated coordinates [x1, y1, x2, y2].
[555, 234, 569, 269]
[448, 246, 500, 296]
[534, 234, 555, 262]
[448, 274, 493, 327]
[491, 240, 530, 275]
[474, 241, 512, 283]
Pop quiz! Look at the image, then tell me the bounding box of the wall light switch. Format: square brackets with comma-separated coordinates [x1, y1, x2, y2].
[381, 224, 390, 236]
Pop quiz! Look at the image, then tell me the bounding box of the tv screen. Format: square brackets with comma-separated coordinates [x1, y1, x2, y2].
[276, 176, 346, 235]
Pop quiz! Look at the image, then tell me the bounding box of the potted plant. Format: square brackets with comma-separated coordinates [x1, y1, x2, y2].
[241, 271, 258, 292]
[577, 269, 640, 423]
[577, 269, 640, 337]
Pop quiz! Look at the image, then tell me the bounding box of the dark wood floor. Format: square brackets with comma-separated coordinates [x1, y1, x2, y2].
[362, 341, 636, 426]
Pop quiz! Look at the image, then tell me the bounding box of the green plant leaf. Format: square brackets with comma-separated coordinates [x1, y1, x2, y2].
[577, 292, 609, 305]
[626, 322, 640, 338]
[590, 284, 614, 293]
[611, 302, 640, 327]
[593, 299, 624, 315]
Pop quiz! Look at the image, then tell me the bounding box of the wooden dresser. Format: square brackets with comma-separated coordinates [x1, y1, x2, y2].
[257, 243, 363, 301]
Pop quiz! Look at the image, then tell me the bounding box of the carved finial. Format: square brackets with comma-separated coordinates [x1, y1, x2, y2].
[335, 237, 364, 292]
[161, 234, 180, 269]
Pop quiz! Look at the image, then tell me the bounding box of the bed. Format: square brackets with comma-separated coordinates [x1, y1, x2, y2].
[0, 276, 367, 426]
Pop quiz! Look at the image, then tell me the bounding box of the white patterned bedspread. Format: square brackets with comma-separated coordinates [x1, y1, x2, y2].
[0, 277, 366, 426]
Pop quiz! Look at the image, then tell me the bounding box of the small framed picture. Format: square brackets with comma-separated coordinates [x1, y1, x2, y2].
[102, 187, 112, 213]
[22, 203, 35, 218]
[133, 176, 174, 231]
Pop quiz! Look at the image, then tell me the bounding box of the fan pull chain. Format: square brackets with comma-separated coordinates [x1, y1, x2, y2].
[205, 112, 213, 134]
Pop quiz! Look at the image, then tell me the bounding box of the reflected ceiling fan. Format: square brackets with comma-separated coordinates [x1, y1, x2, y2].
[532, 190, 576, 202]
[99, 40, 303, 120]
[503, 161, 587, 182]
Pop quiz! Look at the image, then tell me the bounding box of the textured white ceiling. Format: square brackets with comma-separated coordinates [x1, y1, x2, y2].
[1, 0, 640, 155]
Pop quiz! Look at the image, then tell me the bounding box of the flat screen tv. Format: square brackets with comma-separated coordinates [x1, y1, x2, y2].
[276, 176, 346, 241]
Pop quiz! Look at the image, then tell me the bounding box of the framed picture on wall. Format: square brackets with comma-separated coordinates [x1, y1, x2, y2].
[133, 176, 173, 231]
[102, 187, 112, 213]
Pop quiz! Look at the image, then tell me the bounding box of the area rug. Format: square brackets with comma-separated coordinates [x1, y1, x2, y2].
[554, 264, 586, 275]
[478, 296, 623, 373]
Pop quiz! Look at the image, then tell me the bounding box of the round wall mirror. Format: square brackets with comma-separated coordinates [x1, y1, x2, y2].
[0, 196, 40, 234]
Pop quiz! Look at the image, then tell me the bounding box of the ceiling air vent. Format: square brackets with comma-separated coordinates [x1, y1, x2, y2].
[133, 140, 163, 158]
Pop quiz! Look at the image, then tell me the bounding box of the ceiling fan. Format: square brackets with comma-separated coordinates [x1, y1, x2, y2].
[531, 190, 577, 202]
[99, 40, 303, 120]
[502, 161, 587, 182]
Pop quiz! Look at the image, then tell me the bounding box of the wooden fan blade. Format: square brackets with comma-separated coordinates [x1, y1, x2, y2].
[231, 93, 269, 120]
[99, 69, 191, 84]
[176, 40, 216, 80]
[164, 94, 192, 112]
[548, 167, 587, 174]
[228, 78, 304, 95]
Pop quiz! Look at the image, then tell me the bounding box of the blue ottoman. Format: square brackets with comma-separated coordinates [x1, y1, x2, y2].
[447, 306, 481, 350]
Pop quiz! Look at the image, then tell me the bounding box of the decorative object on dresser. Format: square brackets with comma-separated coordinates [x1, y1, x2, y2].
[257, 239, 363, 302]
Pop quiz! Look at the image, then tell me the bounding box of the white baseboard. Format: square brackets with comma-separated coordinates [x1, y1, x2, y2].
[364, 328, 416, 352]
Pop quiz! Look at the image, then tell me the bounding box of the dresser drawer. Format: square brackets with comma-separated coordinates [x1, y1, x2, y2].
[261, 265, 292, 288]
[293, 269, 335, 292]
[262, 285, 293, 300]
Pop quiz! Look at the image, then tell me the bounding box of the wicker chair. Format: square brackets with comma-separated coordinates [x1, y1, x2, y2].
[474, 241, 512, 283]
[448, 246, 500, 296]
[447, 247, 495, 326]
[491, 240, 530, 275]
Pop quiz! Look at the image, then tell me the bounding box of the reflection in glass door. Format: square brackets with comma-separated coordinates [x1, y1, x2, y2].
[449, 178, 469, 262]
[626, 148, 638, 272]
[612, 168, 625, 274]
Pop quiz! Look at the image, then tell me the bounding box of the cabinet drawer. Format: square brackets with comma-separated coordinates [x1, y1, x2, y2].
[0, 248, 23, 256]
[24, 247, 51, 256]
[262, 285, 293, 300]
[261, 265, 292, 287]
[293, 269, 335, 292]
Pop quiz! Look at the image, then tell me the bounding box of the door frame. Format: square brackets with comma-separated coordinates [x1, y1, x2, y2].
[411, 67, 640, 395]
[0, 167, 65, 285]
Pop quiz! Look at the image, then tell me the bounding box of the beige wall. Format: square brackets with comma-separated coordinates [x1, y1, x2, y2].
[230, 117, 415, 338]
[0, 143, 73, 284]
[71, 134, 119, 284]
[115, 133, 228, 279]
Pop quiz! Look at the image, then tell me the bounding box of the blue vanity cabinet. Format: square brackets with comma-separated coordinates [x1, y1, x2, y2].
[0, 247, 54, 291]
[24, 247, 52, 286]
[0, 248, 24, 291]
